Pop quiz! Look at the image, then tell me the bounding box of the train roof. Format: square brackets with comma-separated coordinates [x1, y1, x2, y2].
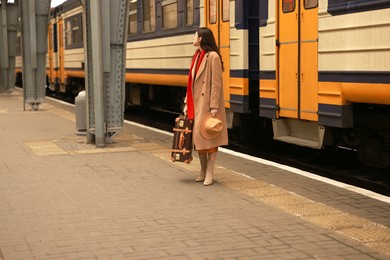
[50, 0, 82, 17]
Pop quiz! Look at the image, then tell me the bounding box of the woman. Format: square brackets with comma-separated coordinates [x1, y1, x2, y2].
[184, 27, 228, 186]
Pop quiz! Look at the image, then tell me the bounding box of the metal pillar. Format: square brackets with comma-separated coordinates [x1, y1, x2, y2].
[19, 0, 51, 110]
[82, 0, 129, 147]
[0, 0, 19, 93]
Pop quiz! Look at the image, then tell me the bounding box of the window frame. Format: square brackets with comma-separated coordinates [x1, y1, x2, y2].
[162, 0, 178, 30]
[143, 0, 156, 33]
[304, 0, 318, 10]
[185, 0, 194, 26]
[282, 0, 296, 13]
[64, 13, 83, 49]
[128, 0, 138, 35]
[209, 0, 217, 24]
[222, 0, 230, 22]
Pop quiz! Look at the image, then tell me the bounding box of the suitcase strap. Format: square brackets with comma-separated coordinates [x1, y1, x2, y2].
[179, 133, 185, 149]
[173, 128, 192, 134]
[171, 149, 191, 154]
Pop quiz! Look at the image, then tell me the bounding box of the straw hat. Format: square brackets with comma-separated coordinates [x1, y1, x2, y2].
[200, 112, 223, 139]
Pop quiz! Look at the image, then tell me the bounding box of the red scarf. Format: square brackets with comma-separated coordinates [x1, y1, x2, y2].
[186, 50, 206, 120]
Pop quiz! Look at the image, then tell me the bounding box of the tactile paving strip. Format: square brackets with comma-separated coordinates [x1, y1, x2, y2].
[69, 147, 136, 154]
[25, 141, 68, 156]
[214, 168, 251, 182]
[280, 202, 340, 217]
[343, 225, 390, 242]
[26, 140, 136, 156]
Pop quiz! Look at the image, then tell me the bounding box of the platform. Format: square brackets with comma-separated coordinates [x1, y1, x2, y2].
[1, 89, 390, 259]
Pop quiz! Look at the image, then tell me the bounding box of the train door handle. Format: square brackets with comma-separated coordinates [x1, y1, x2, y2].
[295, 73, 304, 81]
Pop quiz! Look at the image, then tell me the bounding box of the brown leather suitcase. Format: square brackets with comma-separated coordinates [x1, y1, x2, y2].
[171, 116, 193, 164]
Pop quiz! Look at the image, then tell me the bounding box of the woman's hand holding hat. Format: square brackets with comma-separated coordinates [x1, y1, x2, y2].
[210, 108, 218, 117]
[200, 112, 223, 139]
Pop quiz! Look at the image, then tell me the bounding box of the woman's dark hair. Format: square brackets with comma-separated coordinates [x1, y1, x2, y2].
[197, 27, 224, 71]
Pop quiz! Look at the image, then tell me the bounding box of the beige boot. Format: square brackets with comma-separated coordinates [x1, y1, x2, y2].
[204, 152, 217, 186]
[196, 152, 207, 182]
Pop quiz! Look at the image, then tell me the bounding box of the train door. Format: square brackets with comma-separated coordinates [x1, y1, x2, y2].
[206, 0, 230, 108]
[277, 0, 318, 121]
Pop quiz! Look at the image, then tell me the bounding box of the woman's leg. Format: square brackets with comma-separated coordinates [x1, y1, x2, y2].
[204, 151, 217, 186]
[196, 152, 207, 182]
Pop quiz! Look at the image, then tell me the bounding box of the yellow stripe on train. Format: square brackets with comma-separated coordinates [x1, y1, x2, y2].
[126, 73, 187, 87]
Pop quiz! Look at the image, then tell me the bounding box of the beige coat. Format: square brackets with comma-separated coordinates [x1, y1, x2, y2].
[190, 51, 228, 150]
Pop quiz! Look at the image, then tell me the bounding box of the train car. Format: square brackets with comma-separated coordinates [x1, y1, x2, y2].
[16, 0, 390, 168]
[44, 0, 256, 117]
[258, 0, 390, 168]
[124, 0, 260, 121]
[47, 0, 84, 97]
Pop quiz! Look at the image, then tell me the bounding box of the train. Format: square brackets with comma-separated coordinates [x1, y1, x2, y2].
[15, 0, 390, 169]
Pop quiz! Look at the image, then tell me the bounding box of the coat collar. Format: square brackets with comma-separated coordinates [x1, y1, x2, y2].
[193, 51, 210, 81]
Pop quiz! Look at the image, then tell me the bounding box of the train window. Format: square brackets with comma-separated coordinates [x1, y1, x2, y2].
[304, 0, 318, 9]
[128, 0, 137, 35]
[283, 0, 295, 13]
[64, 14, 83, 49]
[162, 0, 178, 29]
[209, 0, 217, 24]
[222, 0, 229, 22]
[52, 24, 58, 53]
[186, 0, 194, 26]
[143, 0, 156, 33]
[65, 20, 72, 46]
[72, 17, 80, 45]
